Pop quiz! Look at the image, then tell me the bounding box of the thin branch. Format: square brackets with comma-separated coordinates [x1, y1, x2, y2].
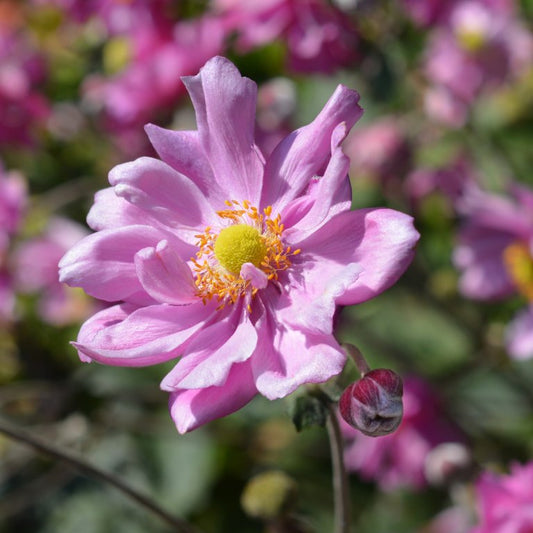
[0, 417, 201, 533]
[325, 403, 351, 533]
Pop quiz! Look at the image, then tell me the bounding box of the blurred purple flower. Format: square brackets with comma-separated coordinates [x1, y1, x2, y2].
[0, 27, 49, 146]
[471, 462, 533, 533]
[0, 161, 26, 323]
[341, 376, 464, 490]
[343, 117, 412, 187]
[215, 0, 359, 73]
[60, 56, 419, 433]
[83, 17, 225, 155]
[14, 217, 97, 326]
[454, 183, 533, 359]
[423, 0, 533, 126]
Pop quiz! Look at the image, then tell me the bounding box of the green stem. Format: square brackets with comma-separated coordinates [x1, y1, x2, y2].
[326, 403, 351, 533]
[0, 417, 201, 533]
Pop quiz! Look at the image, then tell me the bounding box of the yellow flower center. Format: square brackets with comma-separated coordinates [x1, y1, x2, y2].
[503, 241, 533, 300]
[456, 28, 486, 53]
[214, 224, 267, 274]
[192, 200, 300, 310]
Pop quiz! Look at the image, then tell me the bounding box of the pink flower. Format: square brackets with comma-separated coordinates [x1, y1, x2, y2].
[454, 184, 533, 359]
[341, 376, 463, 490]
[59, 56, 419, 433]
[215, 0, 359, 73]
[83, 17, 225, 155]
[0, 161, 27, 323]
[0, 28, 49, 146]
[14, 217, 97, 326]
[471, 462, 533, 533]
[423, 0, 533, 126]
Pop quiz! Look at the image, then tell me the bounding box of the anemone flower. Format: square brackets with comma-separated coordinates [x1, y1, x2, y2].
[59, 56, 419, 433]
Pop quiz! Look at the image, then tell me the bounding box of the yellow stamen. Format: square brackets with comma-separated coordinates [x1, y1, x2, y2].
[192, 200, 299, 310]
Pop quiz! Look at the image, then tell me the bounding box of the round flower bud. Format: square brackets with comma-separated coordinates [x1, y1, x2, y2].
[339, 369, 403, 437]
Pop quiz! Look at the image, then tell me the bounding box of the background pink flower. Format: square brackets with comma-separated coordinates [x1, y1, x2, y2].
[60, 56, 418, 433]
[471, 462, 533, 533]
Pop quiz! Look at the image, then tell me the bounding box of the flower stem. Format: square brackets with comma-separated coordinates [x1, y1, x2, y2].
[342, 343, 370, 376]
[325, 403, 351, 533]
[0, 417, 201, 533]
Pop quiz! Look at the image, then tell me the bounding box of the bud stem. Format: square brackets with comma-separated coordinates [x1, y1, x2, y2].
[325, 402, 351, 533]
[342, 343, 371, 376]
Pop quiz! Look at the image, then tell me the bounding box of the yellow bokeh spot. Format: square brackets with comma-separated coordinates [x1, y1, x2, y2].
[214, 224, 266, 274]
[503, 242, 533, 300]
[457, 29, 486, 53]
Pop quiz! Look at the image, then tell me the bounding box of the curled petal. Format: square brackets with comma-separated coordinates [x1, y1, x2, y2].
[182, 56, 264, 206]
[74, 302, 216, 366]
[134, 240, 197, 305]
[169, 362, 258, 433]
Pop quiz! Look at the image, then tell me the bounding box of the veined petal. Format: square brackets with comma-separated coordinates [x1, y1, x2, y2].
[161, 311, 257, 390]
[262, 84, 362, 211]
[285, 122, 352, 239]
[74, 302, 216, 366]
[134, 240, 198, 305]
[144, 125, 227, 208]
[59, 225, 193, 304]
[109, 157, 217, 230]
[251, 308, 346, 399]
[168, 361, 257, 433]
[86, 188, 162, 232]
[182, 56, 264, 205]
[292, 208, 419, 306]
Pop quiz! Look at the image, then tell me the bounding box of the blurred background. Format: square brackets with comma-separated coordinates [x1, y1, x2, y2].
[1, 0, 533, 531]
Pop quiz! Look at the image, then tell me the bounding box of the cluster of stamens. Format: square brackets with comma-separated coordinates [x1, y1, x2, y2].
[191, 200, 300, 310]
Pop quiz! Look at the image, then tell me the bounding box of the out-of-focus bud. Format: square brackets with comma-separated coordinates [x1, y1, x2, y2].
[241, 470, 297, 521]
[424, 442, 473, 487]
[339, 369, 403, 437]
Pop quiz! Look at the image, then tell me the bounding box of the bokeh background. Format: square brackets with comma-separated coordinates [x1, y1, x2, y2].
[1, 0, 533, 532]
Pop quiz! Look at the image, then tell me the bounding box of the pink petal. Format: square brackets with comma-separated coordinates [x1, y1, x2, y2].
[182, 56, 264, 205]
[506, 306, 533, 360]
[74, 302, 216, 366]
[240, 262, 269, 289]
[109, 157, 216, 231]
[262, 84, 362, 211]
[285, 122, 352, 239]
[168, 361, 258, 433]
[87, 188, 163, 231]
[161, 311, 257, 390]
[293, 208, 419, 306]
[251, 306, 346, 399]
[59, 225, 185, 304]
[144, 125, 227, 208]
[134, 240, 197, 305]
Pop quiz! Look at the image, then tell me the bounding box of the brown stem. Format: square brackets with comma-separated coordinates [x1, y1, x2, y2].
[0, 417, 201, 533]
[325, 403, 351, 533]
[342, 343, 370, 376]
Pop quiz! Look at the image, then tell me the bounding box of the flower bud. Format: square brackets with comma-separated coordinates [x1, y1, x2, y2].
[339, 369, 403, 437]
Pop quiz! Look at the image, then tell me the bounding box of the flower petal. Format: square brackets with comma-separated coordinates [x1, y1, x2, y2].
[109, 156, 216, 230]
[144, 124, 227, 207]
[161, 311, 257, 390]
[59, 225, 189, 304]
[292, 208, 419, 306]
[251, 305, 346, 399]
[74, 302, 216, 366]
[262, 84, 362, 211]
[182, 56, 264, 205]
[134, 240, 197, 305]
[168, 361, 257, 433]
[506, 306, 533, 360]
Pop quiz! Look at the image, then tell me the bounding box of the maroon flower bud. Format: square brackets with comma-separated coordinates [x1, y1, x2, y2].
[339, 369, 403, 437]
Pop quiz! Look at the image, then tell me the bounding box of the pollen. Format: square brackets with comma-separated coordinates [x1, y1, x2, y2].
[191, 200, 300, 310]
[503, 241, 533, 300]
[214, 224, 267, 274]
